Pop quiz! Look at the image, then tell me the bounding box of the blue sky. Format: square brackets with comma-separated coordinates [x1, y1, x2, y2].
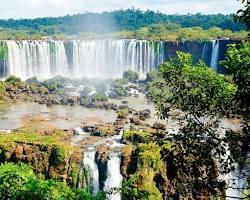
[0, 0, 244, 19]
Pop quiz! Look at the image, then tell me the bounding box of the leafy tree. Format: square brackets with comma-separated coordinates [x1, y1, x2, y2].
[0, 163, 35, 200]
[152, 52, 236, 119]
[221, 42, 250, 198]
[221, 42, 250, 119]
[234, 0, 250, 30]
[149, 52, 238, 198]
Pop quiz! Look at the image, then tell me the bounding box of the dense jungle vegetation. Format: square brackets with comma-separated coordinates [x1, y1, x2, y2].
[0, 9, 248, 40]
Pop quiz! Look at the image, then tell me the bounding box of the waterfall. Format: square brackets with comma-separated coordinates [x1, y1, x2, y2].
[0, 40, 165, 80]
[83, 148, 100, 194]
[0, 39, 231, 80]
[201, 42, 207, 60]
[3, 40, 69, 80]
[104, 153, 123, 200]
[210, 40, 220, 72]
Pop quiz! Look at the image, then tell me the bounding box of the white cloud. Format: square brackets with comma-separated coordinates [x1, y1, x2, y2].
[0, 0, 244, 19]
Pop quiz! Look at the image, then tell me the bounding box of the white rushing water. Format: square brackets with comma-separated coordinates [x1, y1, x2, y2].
[83, 148, 100, 194]
[210, 40, 220, 72]
[0, 40, 165, 79]
[104, 153, 123, 200]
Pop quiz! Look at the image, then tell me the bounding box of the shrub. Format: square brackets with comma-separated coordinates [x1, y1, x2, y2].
[118, 109, 129, 118]
[26, 76, 39, 85]
[123, 70, 139, 82]
[123, 130, 152, 144]
[42, 76, 68, 92]
[92, 93, 108, 102]
[95, 126, 116, 136]
[110, 79, 128, 97]
[5, 75, 21, 85]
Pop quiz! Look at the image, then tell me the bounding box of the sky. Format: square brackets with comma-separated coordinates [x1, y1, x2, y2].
[0, 0, 245, 19]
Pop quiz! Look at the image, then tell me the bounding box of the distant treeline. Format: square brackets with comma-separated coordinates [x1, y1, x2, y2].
[0, 9, 246, 35]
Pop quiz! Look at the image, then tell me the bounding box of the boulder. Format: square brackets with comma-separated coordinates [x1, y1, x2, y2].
[83, 125, 96, 133]
[152, 123, 166, 130]
[138, 109, 151, 120]
[121, 100, 129, 105]
[130, 117, 142, 125]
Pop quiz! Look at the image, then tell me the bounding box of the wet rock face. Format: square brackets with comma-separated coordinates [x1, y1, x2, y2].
[121, 147, 137, 178]
[95, 146, 109, 190]
[0, 142, 82, 186]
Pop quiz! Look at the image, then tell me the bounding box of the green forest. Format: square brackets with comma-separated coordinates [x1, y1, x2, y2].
[0, 9, 248, 40]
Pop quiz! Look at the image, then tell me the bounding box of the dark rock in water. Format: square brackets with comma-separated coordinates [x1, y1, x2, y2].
[138, 109, 151, 121]
[152, 123, 166, 130]
[121, 100, 129, 105]
[108, 91, 119, 99]
[130, 117, 142, 125]
[103, 103, 118, 111]
[83, 125, 96, 133]
[60, 97, 69, 105]
[51, 98, 61, 105]
[68, 96, 78, 105]
[118, 105, 129, 110]
[96, 146, 109, 190]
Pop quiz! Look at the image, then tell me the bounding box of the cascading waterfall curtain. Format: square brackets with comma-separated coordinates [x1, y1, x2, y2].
[0, 40, 165, 80]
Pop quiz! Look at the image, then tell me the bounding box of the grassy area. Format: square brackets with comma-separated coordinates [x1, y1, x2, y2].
[0, 128, 71, 146]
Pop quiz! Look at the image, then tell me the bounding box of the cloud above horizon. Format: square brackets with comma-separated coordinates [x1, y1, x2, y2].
[0, 0, 244, 19]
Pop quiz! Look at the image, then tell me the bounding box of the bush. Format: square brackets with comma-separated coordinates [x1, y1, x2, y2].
[5, 75, 21, 85]
[94, 126, 116, 136]
[42, 76, 68, 92]
[123, 70, 139, 82]
[118, 109, 129, 118]
[111, 79, 128, 98]
[92, 93, 108, 102]
[26, 76, 39, 85]
[123, 130, 152, 144]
